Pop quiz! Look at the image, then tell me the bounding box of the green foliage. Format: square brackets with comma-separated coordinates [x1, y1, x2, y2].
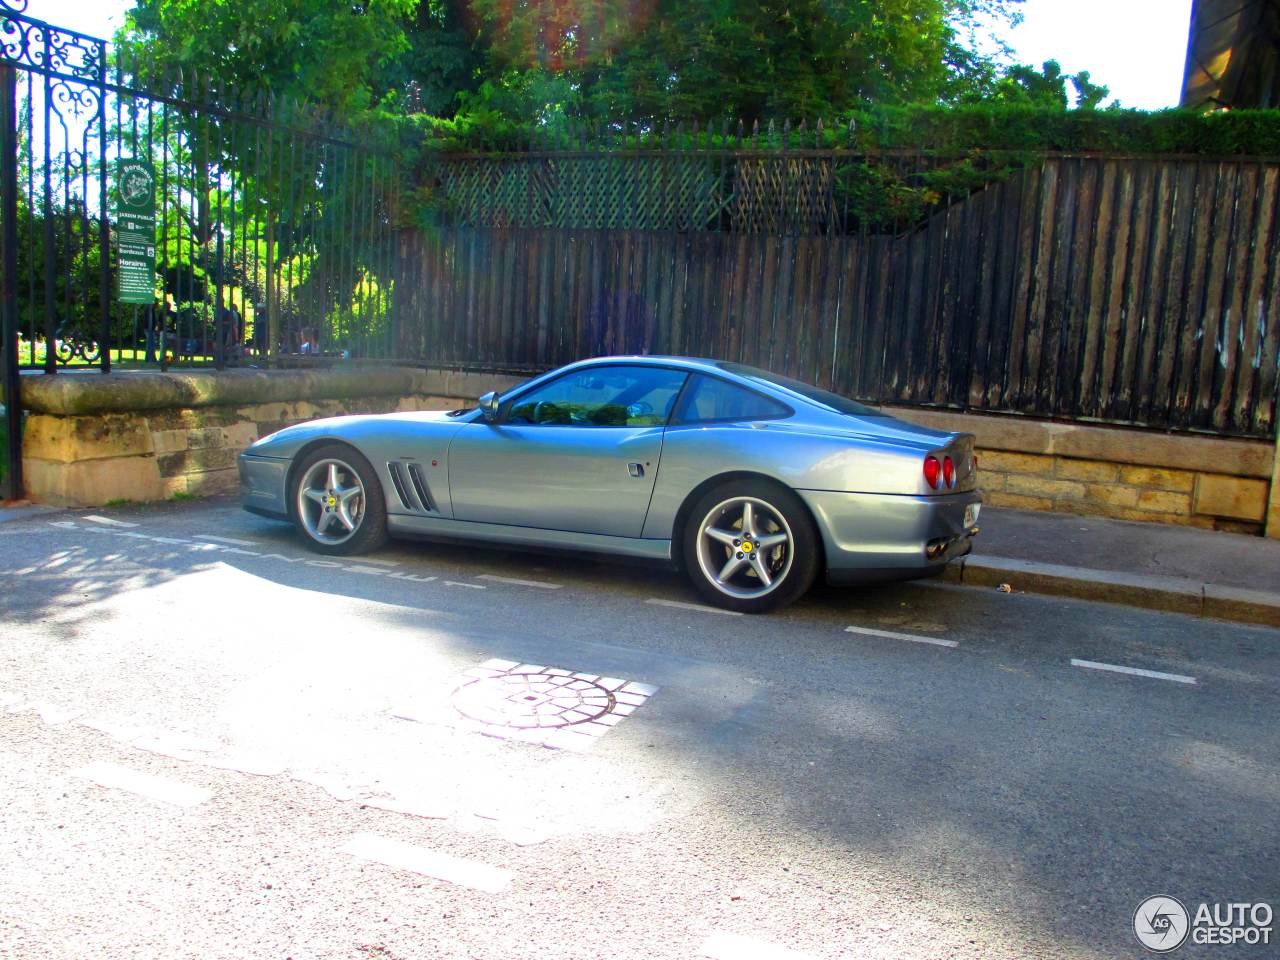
[845, 105, 1280, 155]
[978, 60, 1110, 110]
[463, 0, 1027, 125]
[120, 0, 417, 114]
[394, 104, 1280, 158]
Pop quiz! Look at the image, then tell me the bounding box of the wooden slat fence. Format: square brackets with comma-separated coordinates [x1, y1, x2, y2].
[396, 154, 1280, 438]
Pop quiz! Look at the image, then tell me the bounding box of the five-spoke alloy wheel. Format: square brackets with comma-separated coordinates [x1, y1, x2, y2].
[683, 479, 820, 613]
[290, 444, 387, 555]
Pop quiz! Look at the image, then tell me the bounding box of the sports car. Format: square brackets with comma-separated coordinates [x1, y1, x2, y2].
[239, 356, 981, 612]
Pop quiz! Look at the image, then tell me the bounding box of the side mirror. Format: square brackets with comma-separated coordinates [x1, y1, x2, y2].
[478, 390, 500, 422]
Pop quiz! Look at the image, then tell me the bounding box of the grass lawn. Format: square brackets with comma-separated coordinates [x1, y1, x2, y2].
[18, 345, 217, 368]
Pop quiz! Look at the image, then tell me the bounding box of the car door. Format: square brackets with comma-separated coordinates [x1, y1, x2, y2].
[447, 364, 689, 538]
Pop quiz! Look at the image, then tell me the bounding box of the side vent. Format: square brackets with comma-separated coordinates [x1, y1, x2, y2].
[387, 461, 419, 511]
[387, 460, 436, 514]
[406, 462, 437, 512]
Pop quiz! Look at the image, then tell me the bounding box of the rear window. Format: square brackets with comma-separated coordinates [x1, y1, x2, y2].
[715, 362, 882, 417]
[673, 374, 791, 423]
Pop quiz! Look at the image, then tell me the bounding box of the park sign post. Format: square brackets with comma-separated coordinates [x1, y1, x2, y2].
[115, 159, 155, 304]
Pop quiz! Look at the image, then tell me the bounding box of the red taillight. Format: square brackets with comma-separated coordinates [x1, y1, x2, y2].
[923, 455, 941, 489]
[943, 456, 955, 488]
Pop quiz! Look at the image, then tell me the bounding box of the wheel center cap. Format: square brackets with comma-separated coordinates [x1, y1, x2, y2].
[742, 541, 754, 553]
[326, 495, 337, 508]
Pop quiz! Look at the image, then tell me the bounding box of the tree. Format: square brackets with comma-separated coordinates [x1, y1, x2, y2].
[983, 60, 1112, 110]
[119, 0, 417, 114]
[461, 0, 1031, 125]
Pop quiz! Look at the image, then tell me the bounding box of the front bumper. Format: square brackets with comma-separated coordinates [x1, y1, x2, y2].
[798, 488, 981, 585]
[239, 453, 291, 519]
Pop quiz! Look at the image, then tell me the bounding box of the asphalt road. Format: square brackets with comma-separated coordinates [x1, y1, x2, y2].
[1, 497, 1277, 960]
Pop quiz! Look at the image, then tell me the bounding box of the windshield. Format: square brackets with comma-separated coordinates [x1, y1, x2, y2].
[715, 363, 883, 417]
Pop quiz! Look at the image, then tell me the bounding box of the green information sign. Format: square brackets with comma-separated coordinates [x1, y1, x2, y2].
[115, 159, 156, 304]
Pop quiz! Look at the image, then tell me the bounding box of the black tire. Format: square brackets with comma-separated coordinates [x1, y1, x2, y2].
[681, 478, 821, 614]
[289, 443, 388, 556]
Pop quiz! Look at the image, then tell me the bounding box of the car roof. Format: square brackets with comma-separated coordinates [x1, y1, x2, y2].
[562, 355, 731, 375]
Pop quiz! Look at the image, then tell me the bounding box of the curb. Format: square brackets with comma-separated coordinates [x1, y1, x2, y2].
[942, 555, 1280, 629]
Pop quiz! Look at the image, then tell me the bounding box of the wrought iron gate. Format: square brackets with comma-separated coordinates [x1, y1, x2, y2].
[0, 0, 399, 499]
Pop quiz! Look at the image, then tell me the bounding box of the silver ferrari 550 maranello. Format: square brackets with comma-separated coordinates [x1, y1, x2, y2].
[239, 356, 982, 612]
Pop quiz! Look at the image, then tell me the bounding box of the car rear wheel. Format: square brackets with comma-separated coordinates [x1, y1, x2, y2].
[682, 479, 820, 613]
[290, 444, 388, 556]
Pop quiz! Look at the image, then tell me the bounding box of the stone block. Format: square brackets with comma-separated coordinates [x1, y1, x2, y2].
[1056, 459, 1120, 483]
[156, 446, 240, 479]
[1192, 474, 1268, 522]
[163, 468, 239, 499]
[24, 455, 163, 507]
[23, 413, 154, 463]
[1136, 489, 1193, 515]
[146, 407, 240, 432]
[978, 451, 1054, 476]
[1005, 475, 1087, 500]
[1118, 466, 1196, 493]
[151, 429, 191, 455]
[1083, 483, 1140, 508]
[219, 421, 260, 451]
[985, 491, 1053, 512]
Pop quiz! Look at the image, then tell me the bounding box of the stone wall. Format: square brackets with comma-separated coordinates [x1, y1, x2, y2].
[12, 366, 1280, 538]
[887, 406, 1278, 537]
[18, 368, 522, 507]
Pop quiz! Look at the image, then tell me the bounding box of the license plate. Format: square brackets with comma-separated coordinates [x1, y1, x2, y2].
[964, 503, 980, 528]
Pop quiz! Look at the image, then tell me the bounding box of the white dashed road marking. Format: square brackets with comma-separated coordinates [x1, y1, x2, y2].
[845, 625, 958, 648]
[83, 515, 139, 527]
[73, 760, 212, 807]
[1071, 659, 1198, 685]
[701, 931, 817, 960]
[645, 597, 743, 616]
[340, 832, 512, 893]
[477, 574, 563, 589]
[194, 534, 258, 546]
[445, 580, 485, 589]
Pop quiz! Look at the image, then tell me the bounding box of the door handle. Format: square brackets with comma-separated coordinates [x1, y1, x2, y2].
[627, 462, 645, 478]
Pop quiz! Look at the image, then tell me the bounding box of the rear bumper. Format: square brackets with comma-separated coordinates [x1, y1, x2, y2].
[797, 488, 981, 585]
[239, 453, 290, 519]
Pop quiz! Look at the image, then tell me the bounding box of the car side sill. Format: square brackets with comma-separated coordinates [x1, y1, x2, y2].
[387, 513, 673, 562]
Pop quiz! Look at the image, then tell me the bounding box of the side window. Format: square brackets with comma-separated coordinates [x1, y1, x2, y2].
[673, 374, 791, 424]
[506, 366, 688, 427]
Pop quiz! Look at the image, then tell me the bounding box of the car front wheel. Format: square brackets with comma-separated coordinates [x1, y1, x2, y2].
[290, 444, 388, 556]
[682, 479, 820, 613]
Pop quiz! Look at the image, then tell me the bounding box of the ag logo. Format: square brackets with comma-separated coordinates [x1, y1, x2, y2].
[1134, 896, 1190, 952]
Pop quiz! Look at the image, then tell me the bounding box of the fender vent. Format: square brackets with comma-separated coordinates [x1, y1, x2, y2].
[406, 462, 437, 512]
[387, 460, 437, 514]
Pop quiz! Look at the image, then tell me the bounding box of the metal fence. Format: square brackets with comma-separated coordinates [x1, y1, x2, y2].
[0, 1, 398, 375]
[402, 133, 1280, 440]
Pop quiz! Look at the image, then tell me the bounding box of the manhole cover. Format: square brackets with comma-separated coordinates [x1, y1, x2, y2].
[452, 672, 616, 729]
